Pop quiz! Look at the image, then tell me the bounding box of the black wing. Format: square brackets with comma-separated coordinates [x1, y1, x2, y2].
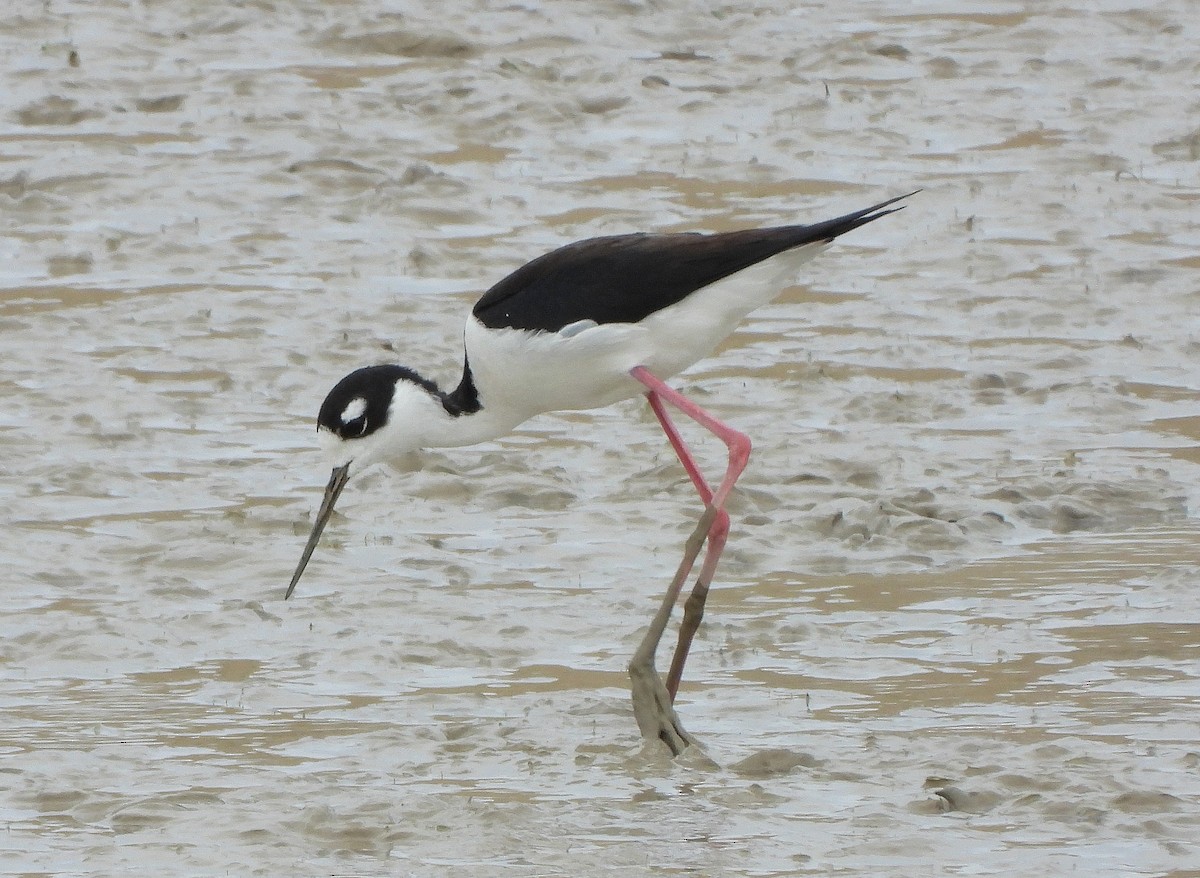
[471, 192, 913, 332]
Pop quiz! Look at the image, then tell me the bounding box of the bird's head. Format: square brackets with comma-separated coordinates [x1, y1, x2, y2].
[285, 364, 442, 599]
[315, 364, 441, 474]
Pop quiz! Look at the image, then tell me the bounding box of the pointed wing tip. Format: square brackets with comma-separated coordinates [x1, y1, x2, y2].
[871, 189, 921, 213]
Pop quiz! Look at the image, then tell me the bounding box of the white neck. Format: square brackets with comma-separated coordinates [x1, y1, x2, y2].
[422, 402, 524, 449]
[392, 377, 526, 451]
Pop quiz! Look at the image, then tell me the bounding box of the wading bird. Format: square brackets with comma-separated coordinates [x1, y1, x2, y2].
[286, 193, 911, 753]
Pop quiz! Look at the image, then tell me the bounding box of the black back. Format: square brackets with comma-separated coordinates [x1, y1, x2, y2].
[472, 193, 911, 332]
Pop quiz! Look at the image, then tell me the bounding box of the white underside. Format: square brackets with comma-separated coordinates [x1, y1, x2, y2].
[463, 239, 831, 432]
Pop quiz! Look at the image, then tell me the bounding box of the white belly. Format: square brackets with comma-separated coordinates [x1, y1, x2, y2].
[465, 239, 830, 422]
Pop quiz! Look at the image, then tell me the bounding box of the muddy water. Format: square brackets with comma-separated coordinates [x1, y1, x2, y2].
[2, 0, 1198, 874]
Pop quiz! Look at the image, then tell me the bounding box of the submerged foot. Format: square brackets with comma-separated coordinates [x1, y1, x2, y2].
[629, 653, 694, 755]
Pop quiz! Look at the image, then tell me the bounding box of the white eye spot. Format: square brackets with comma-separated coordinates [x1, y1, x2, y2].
[340, 397, 367, 424]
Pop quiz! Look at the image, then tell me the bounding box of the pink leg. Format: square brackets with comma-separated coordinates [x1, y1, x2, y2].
[625, 366, 751, 751]
[646, 391, 713, 504]
[646, 392, 733, 699]
[636, 367, 751, 512]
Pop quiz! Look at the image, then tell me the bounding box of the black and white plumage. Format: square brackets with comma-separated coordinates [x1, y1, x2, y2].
[305, 194, 910, 473]
[286, 192, 912, 751]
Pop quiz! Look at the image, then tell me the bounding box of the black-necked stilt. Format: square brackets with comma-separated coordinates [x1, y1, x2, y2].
[286, 193, 912, 753]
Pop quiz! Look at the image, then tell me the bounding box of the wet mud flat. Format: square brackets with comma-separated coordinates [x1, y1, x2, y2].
[2, 0, 1198, 875]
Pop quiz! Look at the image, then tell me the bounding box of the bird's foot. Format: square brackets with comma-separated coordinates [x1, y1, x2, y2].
[629, 653, 694, 756]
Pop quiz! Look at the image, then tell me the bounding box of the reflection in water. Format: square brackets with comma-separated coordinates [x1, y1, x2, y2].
[2, 0, 1198, 874]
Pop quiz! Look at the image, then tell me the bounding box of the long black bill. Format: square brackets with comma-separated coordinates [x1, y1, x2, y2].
[285, 462, 352, 599]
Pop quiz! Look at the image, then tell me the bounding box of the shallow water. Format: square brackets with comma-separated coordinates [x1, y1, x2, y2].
[2, 0, 1198, 875]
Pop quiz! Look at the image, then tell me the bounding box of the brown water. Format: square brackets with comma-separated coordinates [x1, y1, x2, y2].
[3, 1, 1198, 875]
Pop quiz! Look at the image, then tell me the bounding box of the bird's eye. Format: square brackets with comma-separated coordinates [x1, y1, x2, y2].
[332, 415, 369, 439]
